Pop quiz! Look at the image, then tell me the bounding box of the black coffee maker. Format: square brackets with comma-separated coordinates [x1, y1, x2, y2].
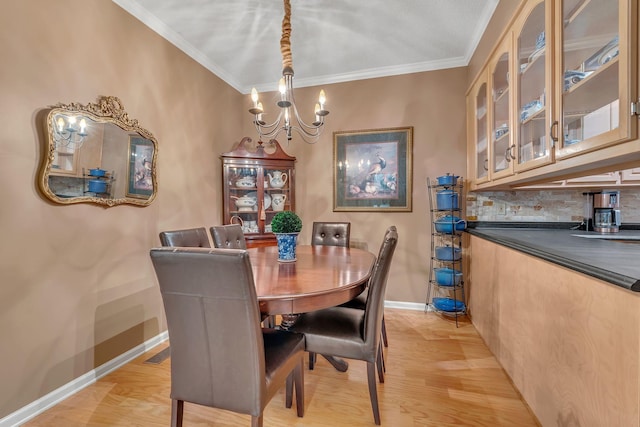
[583, 191, 621, 233]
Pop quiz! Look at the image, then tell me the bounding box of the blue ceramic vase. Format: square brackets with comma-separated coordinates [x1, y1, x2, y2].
[274, 232, 298, 262]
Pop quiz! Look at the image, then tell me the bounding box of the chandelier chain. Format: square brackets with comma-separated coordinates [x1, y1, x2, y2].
[280, 0, 293, 70]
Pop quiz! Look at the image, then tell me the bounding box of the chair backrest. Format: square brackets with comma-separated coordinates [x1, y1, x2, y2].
[311, 222, 351, 247]
[210, 224, 247, 249]
[363, 226, 398, 349]
[149, 247, 266, 415]
[159, 227, 210, 248]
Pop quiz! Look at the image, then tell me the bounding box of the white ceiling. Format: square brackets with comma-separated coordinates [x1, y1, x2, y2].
[112, 0, 498, 94]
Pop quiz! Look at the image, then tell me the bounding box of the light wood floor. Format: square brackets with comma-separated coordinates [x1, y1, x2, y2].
[24, 309, 540, 426]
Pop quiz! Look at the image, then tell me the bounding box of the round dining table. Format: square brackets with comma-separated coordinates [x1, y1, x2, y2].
[248, 244, 375, 371]
[249, 245, 376, 319]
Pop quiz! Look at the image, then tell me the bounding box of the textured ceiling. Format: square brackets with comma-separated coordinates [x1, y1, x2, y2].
[113, 0, 498, 94]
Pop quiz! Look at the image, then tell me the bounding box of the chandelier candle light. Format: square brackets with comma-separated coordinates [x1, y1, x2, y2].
[53, 114, 88, 149]
[248, 0, 329, 143]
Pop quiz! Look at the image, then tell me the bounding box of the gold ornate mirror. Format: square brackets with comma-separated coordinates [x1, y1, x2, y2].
[38, 96, 158, 207]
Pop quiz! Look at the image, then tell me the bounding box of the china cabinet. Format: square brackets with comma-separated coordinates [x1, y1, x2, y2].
[467, 0, 638, 190]
[426, 176, 466, 326]
[220, 137, 296, 248]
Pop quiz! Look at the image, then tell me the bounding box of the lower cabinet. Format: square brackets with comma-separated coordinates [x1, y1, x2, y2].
[468, 235, 640, 427]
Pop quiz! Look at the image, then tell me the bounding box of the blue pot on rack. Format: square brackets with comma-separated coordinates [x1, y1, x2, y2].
[436, 189, 459, 210]
[88, 179, 107, 193]
[434, 215, 467, 234]
[434, 267, 463, 286]
[435, 245, 462, 261]
[436, 174, 459, 186]
[432, 297, 465, 313]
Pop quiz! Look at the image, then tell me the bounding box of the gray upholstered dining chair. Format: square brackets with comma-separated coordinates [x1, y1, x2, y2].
[289, 226, 398, 425]
[210, 224, 247, 249]
[311, 221, 351, 247]
[150, 247, 305, 427]
[340, 288, 389, 350]
[159, 227, 211, 248]
[210, 223, 274, 325]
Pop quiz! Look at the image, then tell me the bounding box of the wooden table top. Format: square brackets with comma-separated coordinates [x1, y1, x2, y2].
[249, 245, 376, 315]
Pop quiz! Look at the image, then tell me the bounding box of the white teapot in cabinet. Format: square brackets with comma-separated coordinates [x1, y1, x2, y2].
[267, 171, 288, 188]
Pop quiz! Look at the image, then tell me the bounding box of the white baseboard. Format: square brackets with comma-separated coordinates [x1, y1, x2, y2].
[0, 331, 169, 427]
[384, 300, 429, 311]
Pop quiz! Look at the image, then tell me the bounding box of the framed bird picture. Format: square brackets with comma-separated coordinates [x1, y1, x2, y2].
[333, 127, 413, 212]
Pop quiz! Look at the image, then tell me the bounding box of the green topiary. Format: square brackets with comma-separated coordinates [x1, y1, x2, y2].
[270, 211, 302, 233]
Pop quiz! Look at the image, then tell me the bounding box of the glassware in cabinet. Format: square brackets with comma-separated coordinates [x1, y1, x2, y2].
[490, 35, 514, 179]
[556, 0, 630, 157]
[469, 72, 490, 185]
[515, 0, 554, 172]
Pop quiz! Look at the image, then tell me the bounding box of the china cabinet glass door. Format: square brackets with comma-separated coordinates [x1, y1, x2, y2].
[469, 72, 489, 184]
[221, 138, 296, 248]
[490, 35, 514, 179]
[515, 0, 553, 172]
[555, 0, 632, 158]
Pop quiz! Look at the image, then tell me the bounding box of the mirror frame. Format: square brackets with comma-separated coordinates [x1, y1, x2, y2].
[38, 96, 158, 207]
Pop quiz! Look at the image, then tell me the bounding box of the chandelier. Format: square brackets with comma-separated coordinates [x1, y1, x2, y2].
[53, 114, 88, 150]
[248, 0, 329, 144]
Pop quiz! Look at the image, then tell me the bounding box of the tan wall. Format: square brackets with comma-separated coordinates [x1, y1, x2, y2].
[1, 0, 470, 419]
[241, 70, 469, 304]
[0, 0, 241, 417]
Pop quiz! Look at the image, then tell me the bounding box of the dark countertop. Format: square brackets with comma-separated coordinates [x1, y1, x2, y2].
[467, 222, 640, 292]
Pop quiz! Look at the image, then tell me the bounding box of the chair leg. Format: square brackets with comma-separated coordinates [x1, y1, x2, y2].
[251, 415, 263, 427]
[295, 357, 305, 417]
[381, 316, 388, 347]
[366, 361, 381, 425]
[285, 371, 293, 408]
[378, 334, 386, 374]
[308, 352, 316, 370]
[376, 342, 385, 383]
[262, 315, 276, 328]
[171, 399, 184, 427]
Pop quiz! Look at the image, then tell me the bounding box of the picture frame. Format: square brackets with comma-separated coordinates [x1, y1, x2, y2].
[333, 127, 413, 212]
[126, 135, 155, 199]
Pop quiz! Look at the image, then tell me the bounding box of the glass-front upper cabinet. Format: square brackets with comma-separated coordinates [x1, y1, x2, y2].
[490, 35, 514, 179]
[555, 0, 635, 158]
[468, 70, 489, 184]
[515, 0, 554, 172]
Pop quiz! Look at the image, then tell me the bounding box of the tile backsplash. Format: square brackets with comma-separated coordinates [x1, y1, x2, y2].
[467, 188, 640, 223]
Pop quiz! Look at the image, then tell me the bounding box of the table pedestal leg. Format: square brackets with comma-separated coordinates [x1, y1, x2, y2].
[320, 354, 349, 372]
[279, 314, 299, 330]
